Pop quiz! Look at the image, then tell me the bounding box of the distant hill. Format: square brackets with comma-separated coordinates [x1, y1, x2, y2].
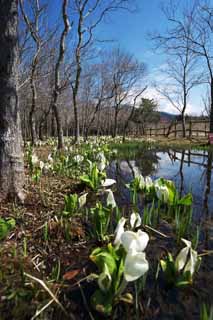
[159, 111, 177, 120]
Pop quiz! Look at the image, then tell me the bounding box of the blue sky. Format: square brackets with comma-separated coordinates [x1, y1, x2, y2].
[94, 0, 206, 115]
[48, 0, 206, 115]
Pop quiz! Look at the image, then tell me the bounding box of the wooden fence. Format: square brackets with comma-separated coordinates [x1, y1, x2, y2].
[143, 119, 210, 138]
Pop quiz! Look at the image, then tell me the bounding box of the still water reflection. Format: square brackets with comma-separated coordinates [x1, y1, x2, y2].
[108, 148, 213, 312]
[108, 149, 213, 220]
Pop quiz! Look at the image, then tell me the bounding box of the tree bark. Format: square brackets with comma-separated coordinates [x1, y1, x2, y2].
[113, 107, 119, 138]
[210, 78, 213, 133]
[181, 112, 186, 138]
[51, 0, 70, 149]
[0, 0, 25, 202]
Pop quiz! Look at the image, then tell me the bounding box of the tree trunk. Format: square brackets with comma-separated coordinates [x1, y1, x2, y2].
[181, 112, 186, 138]
[52, 101, 64, 149]
[29, 48, 39, 146]
[0, 0, 25, 202]
[51, 109, 56, 137]
[51, 0, 70, 149]
[210, 78, 213, 133]
[29, 102, 37, 145]
[123, 106, 136, 142]
[73, 98, 80, 143]
[113, 107, 119, 138]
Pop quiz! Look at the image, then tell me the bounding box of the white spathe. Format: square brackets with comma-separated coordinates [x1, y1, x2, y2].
[184, 249, 198, 276]
[39, 161, 44, 170]
[121, 230, 149, 253]
[145, 176, 153, 189]
[48, 154, 53, 163]
[78, 193, 88, 208]
[124, 250, 149, 282]
[155, 185, 169, 202]
[175, 238, 192, 271]
[105, 189, 117, 208]
[114, 217, 126, 247]
[138, 175, 145, 189]
[31, 154, 38, 165]
[101, 178, 116, 187]
[73, 155, 84, 163]
[97, 161, 106, 172]
[130, 212, 141, 229]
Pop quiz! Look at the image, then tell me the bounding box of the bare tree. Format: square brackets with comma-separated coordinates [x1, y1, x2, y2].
[19, 0, 46, 145]
[69, 0, 135, 143]
[151, 2, 202, 137]
[202, 86, 211, 116]
[0, 0, 25, 202]
[122, 86, 147, 141]
[107, 48, 146, 138]
[51, 0, 71, 149]
[78, 61, 114, 140]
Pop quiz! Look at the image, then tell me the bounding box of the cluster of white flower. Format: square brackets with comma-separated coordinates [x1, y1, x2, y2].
[114, 213, 149, 282]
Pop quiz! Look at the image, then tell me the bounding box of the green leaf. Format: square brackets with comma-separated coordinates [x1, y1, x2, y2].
[80, 175, 95, 190]
[0, 218, 16, 240]
[177, 193, 193, 206]
[91, 289, 113, 315]
[90, 248, 117, 275]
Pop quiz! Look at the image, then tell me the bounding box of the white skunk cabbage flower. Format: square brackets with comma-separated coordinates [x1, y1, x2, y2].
[97, 152, 107, 172]
[98, 263, 112, 292]
[121, 230, 149, 253]
[73, 155, 84, 163]
[96, 152, 106, 163]
[175, 238, 192, 271]
[124, 250, 149, 282]
[105, 189, 117, 208]
[130, 212, 141, 229]
[39, 161, 44, 170]
[31, 154, 38, 165]
[133, 166, 141, 178]
[138, 175, 145, 189]
[44, 163, 52, 171]
[101, 178, 116, 187]
[78, 193, 88, 208]
[184, 248, 198, 276]
[155, 185, 169, 203]
[114, 217, 126, 247]
[145, 176, 153, 189]
[97, 161, 106, 172]
[48, 154, 53, 163]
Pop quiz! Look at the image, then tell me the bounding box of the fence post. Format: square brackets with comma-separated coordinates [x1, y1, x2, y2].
[189, 120, 192, 138]
[150, 128, 152, 136]
[174, 120, 177, 138]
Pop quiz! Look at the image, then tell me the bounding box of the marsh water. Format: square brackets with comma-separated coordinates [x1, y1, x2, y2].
[108, 148, 213, 221]
[107, 147, 213, 317]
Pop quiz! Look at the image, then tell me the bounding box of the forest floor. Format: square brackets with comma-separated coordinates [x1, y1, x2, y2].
[0, 138, 212, 320]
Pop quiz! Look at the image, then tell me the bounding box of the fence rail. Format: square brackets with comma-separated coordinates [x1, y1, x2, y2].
[143, 120, 210, 138]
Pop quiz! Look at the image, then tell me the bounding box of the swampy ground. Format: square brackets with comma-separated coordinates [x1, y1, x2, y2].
[0, 138, 213, 320]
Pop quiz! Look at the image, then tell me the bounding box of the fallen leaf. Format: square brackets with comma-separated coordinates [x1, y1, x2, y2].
[63, 269, 81, 280]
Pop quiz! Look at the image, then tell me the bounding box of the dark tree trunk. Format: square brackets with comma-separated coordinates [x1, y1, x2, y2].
[52, 101, 64, 149]
[51, 109, 56, 137]
[123, 106, 136, 142]
[113, 107, 119, 138]
[210, 79, 213, 133]
[0, 0, 25, 202]
[51, 0, 70, 149]
[73, 99, 80, 143]
[181, 112, 186, 138]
